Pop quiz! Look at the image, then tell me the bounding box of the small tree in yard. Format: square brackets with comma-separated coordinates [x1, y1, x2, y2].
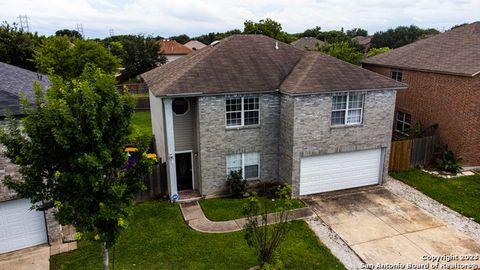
[243, 185, 293, 269]
[0, 67, 152, 270]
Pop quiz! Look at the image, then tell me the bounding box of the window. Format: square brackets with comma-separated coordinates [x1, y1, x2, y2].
[331, 93, 364, 126]
[226, 152, 260, 179]
[396, 111, 411, 134]
[172, 98, 189, 115]
[391, 70, 403, 81]
[226, 96, 259, 127]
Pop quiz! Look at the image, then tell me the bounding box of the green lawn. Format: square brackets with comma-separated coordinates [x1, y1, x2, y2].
[131, 111, 152, 136]
[390, 169, 480, 223]
[51, 200, 345, 270]
[199, 196, 305, 221]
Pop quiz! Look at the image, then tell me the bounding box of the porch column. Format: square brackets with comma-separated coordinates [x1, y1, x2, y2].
[163, 98, 178, 201]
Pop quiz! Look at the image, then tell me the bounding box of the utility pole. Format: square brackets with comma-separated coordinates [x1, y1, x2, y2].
[18, 15, 30, 32]
[76, 24, 84, 37]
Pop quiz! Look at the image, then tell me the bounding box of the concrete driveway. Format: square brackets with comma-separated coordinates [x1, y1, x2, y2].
[0, 245, 49, 270]
[304, 187, 480, 265]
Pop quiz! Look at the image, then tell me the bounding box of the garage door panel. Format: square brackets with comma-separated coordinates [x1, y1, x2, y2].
[0, 199, 47, 254]
[300, 149, 382, 195]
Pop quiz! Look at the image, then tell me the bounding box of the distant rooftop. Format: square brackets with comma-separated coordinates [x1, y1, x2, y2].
[184, 40, 207, 51]
[0, 62, 49, 117]
[363, 22, 480, 76]
[159, 39, 192, 55]
[290, 37, 324, 51]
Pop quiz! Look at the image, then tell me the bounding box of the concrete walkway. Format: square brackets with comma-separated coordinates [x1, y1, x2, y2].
[179, 201, 315, 233]
[0, 244, 50, 270]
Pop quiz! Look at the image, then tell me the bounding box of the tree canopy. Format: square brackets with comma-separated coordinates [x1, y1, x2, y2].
[0, 22, 44, 71]
[243, 18, 296, 43]
[192, 29, 242, 45]
[55, 29, 83, 40]
[346, 28, 368, 38]
[103, 34, 165, 80]
[169, 34, 190, 44]
[367, 47, 391, 57]
[0, 67, 152, 269]
[319, 41, 364, 65]
[370, 25, 439, 49]
[33, 36, 120, 79]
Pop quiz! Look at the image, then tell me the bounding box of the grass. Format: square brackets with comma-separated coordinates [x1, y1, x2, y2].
[199, 196, 305, 221]
[50, 200, 345, 270]
[131, 111, 152, 136]
[390, 169, 480, 223]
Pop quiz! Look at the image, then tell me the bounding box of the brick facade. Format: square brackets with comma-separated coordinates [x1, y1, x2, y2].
[363, 64, 480, 167]
[192, 90, 396, 197]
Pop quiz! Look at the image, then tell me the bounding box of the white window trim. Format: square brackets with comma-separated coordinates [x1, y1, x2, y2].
[331, 93, 365, 126]
[225, 96, 260, 128]
[395, 111, 411, 134]
[391, 70, 402, 81]
[226, 152, 260, 180]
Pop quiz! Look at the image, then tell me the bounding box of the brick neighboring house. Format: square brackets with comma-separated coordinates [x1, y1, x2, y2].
[0, 62, 75, 255]
[363, 22, 480, 167]
[142, 34, 405, 200]
[159, 39, 193, 62]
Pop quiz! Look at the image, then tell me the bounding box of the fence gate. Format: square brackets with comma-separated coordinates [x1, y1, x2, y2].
[388, 136, 437, 172]
[389, 140, 412, 172]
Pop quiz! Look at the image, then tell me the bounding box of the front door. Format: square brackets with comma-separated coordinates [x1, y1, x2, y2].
[176, 152, 193, 191]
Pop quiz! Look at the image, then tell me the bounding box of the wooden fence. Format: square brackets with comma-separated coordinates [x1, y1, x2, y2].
[389, 136, 437, 172]
[116, 83, 150, 111]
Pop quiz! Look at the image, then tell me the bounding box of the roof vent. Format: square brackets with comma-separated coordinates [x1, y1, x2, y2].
[210, 41, 220, 46]
[275, 41, 279, 50]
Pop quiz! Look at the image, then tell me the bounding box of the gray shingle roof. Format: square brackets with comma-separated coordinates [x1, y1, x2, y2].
[291, 37, 324, 51]
[0, 62, 49, 117]
[142, 34, 405, 97]
[363, 22, 480, 76]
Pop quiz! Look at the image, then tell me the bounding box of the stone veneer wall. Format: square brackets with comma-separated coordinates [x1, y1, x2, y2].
[0, 120, 75, 254]
[197, 94, 281, 196]
[286, 90, 397, 196]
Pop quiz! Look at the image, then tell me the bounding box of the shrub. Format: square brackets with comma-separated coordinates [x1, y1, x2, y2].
[437, 144, 462, 174]
[226, 170, 247, 197]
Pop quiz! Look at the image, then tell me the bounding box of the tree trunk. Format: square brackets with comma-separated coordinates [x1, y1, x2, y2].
[102, 242, 109, 270]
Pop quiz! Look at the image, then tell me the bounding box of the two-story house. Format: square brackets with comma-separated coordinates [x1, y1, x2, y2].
[363, 22, 480, 167]
[141, 35, 406, 200]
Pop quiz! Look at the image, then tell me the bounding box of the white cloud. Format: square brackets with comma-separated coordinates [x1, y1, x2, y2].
[0, 0, 478, 38]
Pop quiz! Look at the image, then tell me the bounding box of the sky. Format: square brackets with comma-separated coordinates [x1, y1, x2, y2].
[0, 0, 479, 38]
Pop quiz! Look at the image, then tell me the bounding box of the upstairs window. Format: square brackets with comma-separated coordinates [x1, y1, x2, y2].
[396, 111, 411, 134]
[226, 96, 259, 127]
[331, 93, 364, 126]
[226, 152, 260, 180]
[391, 70, 403, 81]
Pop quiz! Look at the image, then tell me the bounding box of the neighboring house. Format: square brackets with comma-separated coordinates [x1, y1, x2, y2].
[363, 22, 480, 167]
[142, 34, 405, 199]
[353, 35, 372, 52]
[0, 62, 74, 255]
[159, 39, 193, 62]
[290, 37, 324, 50]
[184, 40, 207, 50]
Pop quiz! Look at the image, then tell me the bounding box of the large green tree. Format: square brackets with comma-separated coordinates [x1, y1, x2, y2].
[192, 29, 241, 45]
[346, 28, 368, 38]
[103, 35, 164, 80]
[55, 29, 83, 40]
[33, 36, 120, 80]
[0, 22, 44, 71]
[320, 41, 364, 65]
[371, 25, 439, 49]
[0, 67, 152, 270]
[243, 18, 296, 43]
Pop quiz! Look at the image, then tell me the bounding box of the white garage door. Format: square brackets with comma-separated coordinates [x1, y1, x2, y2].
[300, 148, 383, 195]
[0, 199, 48, 254]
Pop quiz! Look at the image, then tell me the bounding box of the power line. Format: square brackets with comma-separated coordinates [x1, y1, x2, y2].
[76, 24, 84, 37]
[109, 28, 114, 37]
[18, 15, 30, 32]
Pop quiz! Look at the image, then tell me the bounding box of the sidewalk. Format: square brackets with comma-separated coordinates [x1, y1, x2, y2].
[179, 201, 315, 233]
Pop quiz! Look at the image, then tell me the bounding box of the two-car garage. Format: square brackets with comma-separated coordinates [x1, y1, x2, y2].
[299, 148, 384, 196]
[0, 199, 48, 254]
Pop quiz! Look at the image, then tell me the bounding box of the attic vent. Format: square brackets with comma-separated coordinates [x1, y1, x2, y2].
[275, 41, 279, 50]
[210, 41, 220, 46]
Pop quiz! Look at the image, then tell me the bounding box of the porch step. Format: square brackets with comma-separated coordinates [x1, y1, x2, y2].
[177, 190, 202, 203]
